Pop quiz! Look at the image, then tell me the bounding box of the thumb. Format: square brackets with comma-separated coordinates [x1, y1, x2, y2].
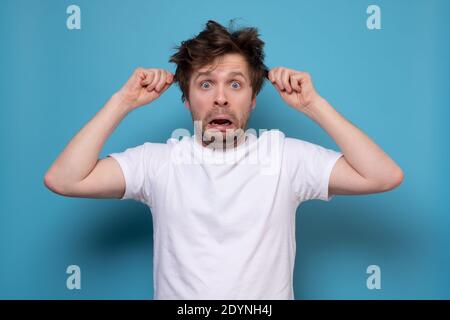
[125, 71, 145, 92]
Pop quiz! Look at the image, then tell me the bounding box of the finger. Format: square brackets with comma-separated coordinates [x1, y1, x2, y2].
[162, 71, 173, 86]
[290, 74, 302, 93]
[274, 82, 281, 92]
[155, 71, 169, 92]
[135, 67, 146, 80]
[274, 68, 284, 92]
[166, 72, 174, 84]
[281, 69, 292, 93]
[297, 72, 311, 84]
[128, 68, 145, 90]
[268, 68, 277, 82]
[141, 71, 155, 86]
[147, 69, 161, 92]
[268, 68, 276, 83]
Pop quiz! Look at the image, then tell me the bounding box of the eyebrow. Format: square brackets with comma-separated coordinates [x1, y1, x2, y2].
[194, 71, 247, 82]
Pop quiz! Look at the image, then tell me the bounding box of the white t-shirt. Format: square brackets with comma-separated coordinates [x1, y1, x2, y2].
[108, 129, 343, 300]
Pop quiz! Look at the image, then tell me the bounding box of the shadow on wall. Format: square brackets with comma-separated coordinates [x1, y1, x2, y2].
[293, 196, 421, 299]
[59, 193, 420, 298]
[75, 201, 154, 261]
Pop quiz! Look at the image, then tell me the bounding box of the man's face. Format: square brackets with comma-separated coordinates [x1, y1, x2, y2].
[185, 53, 256, 149]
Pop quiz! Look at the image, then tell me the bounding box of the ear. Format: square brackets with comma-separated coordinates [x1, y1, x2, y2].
[184, 100, 191, 110]
[251, 96, 256, 110]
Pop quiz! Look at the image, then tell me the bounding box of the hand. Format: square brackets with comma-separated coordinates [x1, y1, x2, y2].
[268, 67, 322, 112]
[116, 67, 174, 111]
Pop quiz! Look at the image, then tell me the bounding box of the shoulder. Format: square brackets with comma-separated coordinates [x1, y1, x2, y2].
[141, 141, 172, 153]
[283, 136, 333, 156]
[256, 129, 286, 146]
[257, 131, 323, 151]
[284, 136, 316, 149]
[130, 141, 173, 170]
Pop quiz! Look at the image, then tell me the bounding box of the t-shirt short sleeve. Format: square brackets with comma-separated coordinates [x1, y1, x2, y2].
[284, 137, 343, 203]
[108, 143, 152, 205]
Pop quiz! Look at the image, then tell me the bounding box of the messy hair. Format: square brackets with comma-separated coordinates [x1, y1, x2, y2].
[169, 19, 269, 102]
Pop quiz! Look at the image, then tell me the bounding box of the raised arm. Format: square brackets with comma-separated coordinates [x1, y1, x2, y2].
[44, 67, 174, 198]
[268, 67, 404, 196]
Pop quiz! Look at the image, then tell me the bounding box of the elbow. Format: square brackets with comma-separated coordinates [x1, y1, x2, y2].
[380, 167, 404, 192]
[43, 171, 66, 195]
[43, 171, 57, 192]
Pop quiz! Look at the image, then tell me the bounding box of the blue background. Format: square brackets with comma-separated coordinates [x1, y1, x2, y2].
[1, 0, 449, 299]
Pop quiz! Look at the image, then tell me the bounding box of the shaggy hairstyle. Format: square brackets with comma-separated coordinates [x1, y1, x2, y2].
[169, 20, 269, 102]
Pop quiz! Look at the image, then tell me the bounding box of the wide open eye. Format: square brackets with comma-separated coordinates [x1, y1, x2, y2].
[200, 81, 212, 89]
[230, 81, 241, 89]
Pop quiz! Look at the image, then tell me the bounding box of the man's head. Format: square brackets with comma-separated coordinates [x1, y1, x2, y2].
[169, 20, 268, 149]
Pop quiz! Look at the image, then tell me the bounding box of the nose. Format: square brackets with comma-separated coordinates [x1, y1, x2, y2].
[214, 86, 228, 107]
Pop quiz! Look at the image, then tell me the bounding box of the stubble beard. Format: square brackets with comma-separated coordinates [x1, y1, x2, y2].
[191, 110, 251, 151]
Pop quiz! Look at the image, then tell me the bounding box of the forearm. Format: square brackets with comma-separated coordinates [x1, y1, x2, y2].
[45, 92, 131, 186]
[303, 97, 403, 183]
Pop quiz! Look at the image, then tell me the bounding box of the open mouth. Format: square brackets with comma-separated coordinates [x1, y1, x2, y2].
[206, 117, 235, 131]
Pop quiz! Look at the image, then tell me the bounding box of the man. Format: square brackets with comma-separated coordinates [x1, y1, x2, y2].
[44, 20, 403, 300]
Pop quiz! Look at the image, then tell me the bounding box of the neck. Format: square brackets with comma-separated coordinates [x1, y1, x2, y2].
[197, 132, 247, 151]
